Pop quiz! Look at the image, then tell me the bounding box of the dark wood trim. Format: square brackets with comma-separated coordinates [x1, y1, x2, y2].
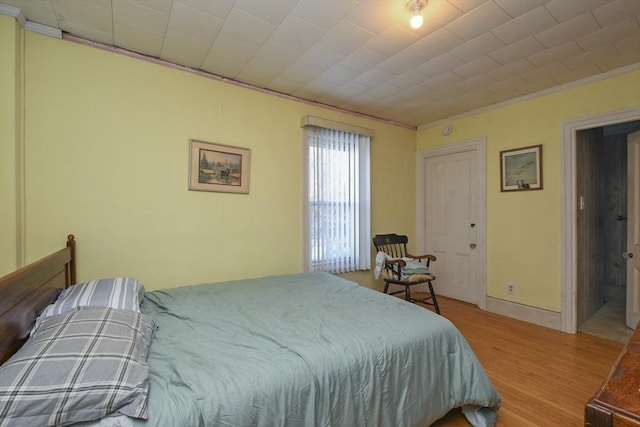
[0, 235, 77, 364]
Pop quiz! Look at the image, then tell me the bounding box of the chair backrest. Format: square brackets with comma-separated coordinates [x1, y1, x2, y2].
[373, 234, 409, 258]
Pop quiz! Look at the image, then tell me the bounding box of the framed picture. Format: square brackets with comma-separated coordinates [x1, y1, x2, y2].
[189, 139, 251, 194]
[500, 144, 543, 192]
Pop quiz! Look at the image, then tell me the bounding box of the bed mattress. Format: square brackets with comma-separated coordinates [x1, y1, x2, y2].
[131, 272, 500, 426]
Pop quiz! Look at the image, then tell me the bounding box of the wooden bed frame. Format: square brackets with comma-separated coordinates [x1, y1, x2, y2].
[0, 235, 76, 364]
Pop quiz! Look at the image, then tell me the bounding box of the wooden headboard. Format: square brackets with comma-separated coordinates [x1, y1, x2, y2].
[0, 235, 76, 364]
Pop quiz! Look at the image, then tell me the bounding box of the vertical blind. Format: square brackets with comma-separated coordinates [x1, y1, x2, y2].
[306, 125, 371, 274]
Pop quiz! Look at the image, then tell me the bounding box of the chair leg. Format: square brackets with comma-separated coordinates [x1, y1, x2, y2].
[428, 281, 440, 315]
[405, 286, 411, 302]
[383, 281, 390, 294]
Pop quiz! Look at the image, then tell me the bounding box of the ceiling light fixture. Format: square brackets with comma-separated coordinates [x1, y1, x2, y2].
[407, 0, 427, 29]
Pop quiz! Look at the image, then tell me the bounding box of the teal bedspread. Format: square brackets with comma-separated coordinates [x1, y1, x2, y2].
[136, 272, 500, 426]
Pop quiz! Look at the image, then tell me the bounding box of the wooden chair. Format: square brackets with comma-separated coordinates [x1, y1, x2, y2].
[373, 234, 440, 314]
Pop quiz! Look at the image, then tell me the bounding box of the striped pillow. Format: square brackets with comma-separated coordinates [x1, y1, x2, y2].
[32, 277, 145, 333]
[0, 307, 156, 426]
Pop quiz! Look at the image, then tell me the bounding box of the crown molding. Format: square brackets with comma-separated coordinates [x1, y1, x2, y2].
[0, 3, 61, 38]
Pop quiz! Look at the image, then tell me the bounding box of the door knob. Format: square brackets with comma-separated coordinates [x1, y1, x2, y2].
[623, 252, 634, 259]
[470, 243, 476, 249]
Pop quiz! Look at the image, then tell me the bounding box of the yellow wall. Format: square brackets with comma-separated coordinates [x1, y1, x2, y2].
[0, 21, 415, 290]
[0, 14, 23, 275]
[4, 15, 638, 310]
[417, 70, 640, 312]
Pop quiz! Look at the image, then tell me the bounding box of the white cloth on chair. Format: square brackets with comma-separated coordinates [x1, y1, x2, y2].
[374, 251, 389, 279]
[374, 252, 429, 280]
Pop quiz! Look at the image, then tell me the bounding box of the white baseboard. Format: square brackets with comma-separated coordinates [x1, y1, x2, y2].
[486, 297, 563, 332]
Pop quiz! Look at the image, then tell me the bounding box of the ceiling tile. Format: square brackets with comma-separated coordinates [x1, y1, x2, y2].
[279, 60, 325, 82]
[319, 19, 374, 55]
[417, 53, 464, 77]
[339, 47, 386, 73]
[201, 33, 257, 76]
[563, 45, 621, 71]
[449, 32, 506, 62]
[577, 18, 640, 51]
[446, 0, 489, 13]
[270, 14, 326, 51]
[234, 0, 296, 26]
[354, 66, 396, 86]
[378, 49, 429, 75]
[545, 0, 612, 22]
[345, 0, 398, 33]
[452, 56, 501, 78]
[298, 43, 345, 70]
[201, 54, 248, 78]
[388, 69, 430, 89]
[128, 0, 172, 14]
[254, 39, 304, 68]
[422, 72, 466, 90]
[492, 6, 557, 44]
[521, 62, 571, 84]
[165, 2, 223, 40]
[535, 12, 602, 48]
[236, 57, 284, 86]
[489, 37, 545, 65]
[51, 0, 113, 44]
[555, 64, 607, 84]
[334, 80, 371, 98]
[488, 58, 535, 80]
[316, 64, 360, 86]
[266, 75, 306, 94]
[408, 27, 465, 59]
[493, 0, 547, 18]
[218, 7, 275, 47]
[487, 75, 527, 93]
[112, 0, 169, 38]
[527, 41, 584, 67]
[160, 28, 211, 68]
[445, 1, 511, 41]
[175, 0, 234, 20]
[364, 23, 419, 56]
[593, 0, 640, 27]
[114, 24, 163, 57]
[455, 73, 498, 91]
[291, 0, 355, 30]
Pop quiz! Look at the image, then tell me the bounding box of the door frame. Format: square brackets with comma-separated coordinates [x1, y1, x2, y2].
[561, 107, 640, 333]
[416, 137, 487, 310]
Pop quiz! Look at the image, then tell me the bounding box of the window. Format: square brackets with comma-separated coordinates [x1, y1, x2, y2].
[303, 123, 371, 274]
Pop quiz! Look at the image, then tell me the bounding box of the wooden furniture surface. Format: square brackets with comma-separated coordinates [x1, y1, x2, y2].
[0, 235, 76, 365]
[585, 325, 640, 426]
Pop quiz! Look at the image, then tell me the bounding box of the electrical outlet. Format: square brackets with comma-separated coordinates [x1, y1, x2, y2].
[506, 283, 515, 295]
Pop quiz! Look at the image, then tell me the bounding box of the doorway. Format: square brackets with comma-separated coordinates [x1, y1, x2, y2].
[575, 121, 640, 343]
[561, 107, 640, 339]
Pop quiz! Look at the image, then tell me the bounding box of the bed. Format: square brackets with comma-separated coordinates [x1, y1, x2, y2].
[0, 236, 501, 427]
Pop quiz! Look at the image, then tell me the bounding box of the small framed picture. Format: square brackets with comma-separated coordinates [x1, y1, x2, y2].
[500, 144, 542, 192]
[189, 139, 250, 194]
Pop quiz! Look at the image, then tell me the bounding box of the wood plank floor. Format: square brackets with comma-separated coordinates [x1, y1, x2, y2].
[413, 294, 626, 426]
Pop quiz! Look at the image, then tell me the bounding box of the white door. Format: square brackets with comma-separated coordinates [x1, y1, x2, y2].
[424, 150, 478, 303]
[627, 130, 640, 329]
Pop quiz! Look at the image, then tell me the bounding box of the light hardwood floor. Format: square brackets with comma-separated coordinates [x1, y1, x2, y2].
[414, 294, 626, 426]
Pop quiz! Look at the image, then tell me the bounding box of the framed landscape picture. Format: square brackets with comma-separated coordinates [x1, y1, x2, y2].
[189, 139, 251, 194]
[500, 144, 542, 192]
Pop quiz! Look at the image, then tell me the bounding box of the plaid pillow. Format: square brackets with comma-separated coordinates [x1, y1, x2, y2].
[0, 307, 156, 427]
[33, 277, 145, 334]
